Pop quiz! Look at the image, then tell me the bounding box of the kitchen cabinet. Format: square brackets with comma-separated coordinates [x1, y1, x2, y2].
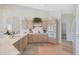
[32, 34, 38, 42]
[28, 34, 33, 43]
[27, 34, 33, 43]
[27, 19, 57, 44]
[38, 34, 48, 42]
[28, 34, 48, 43]
[48, 37, 57, 44]
[20, 36, 27, 54]
[13, 36, 28, 54]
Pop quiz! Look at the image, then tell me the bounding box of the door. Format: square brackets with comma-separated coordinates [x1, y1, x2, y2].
[61, 23, 67, 40]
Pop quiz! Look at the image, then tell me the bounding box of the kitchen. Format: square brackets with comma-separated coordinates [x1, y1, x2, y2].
[0, 4, 74, 55]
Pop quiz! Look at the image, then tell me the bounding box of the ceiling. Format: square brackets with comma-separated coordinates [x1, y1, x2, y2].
[20, 4, 74, 12]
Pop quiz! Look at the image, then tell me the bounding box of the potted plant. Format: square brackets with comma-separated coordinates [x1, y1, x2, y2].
[32, 17, 42, 23]
[5, 30, 12, 35]
[43, 29, 47, 33]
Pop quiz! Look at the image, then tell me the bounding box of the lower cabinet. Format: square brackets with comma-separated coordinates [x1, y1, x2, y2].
[32, 34, 38, 42]
[48, 37, 58, 44]
[38, 34, 48, 42]
[28, 34, 48, 43]
[19, 36, 27, 54]
[28, 34, 33, 43]
[27, 34, 57, 44]
[13, 36, 27, 54]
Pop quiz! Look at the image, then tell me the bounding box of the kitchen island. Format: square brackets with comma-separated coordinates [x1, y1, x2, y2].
[0, 33, 28, 55]
[0, 33, 57, 55]
[28, 33, 48, 43]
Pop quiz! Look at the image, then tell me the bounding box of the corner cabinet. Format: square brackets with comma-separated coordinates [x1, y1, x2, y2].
[13, 36, 28, 54]
[19, 36, 27, 53]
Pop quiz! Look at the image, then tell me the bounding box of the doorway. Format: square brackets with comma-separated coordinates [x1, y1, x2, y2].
[61, 23, 67, 41]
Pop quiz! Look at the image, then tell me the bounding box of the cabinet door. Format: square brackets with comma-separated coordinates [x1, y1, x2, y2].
[42, 34, 48, 42]
[19, 39, 23, 53]
[28, 34, 33, 43]
[22, 37, 26, 52]
[22, 36, 27, 51]
[38, 35, 44, 42]
[36, 35, 39, 42]
[28, 34, 38, 43]
[38, 34, 48, 42]
[19, 36, 28, 54]
[13, 40, 20, 53]
[13, 36, 27, 54]
[32, 34, 38, 42]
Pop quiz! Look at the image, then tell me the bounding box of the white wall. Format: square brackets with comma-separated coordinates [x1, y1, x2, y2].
[0, 4, 75, 44]
[0, 4, 62, 44]
[21, 4, 74, 12]
[74, 4, 79, 55]
[0, 5, 5, 33]
[0, 4, 49, 33]
[61, 14, 74, 41]
[48, 11, 62, 43]
[0, 6, 2, 32]
[48, 9, 74, 43]
[3, 5, 49, 19]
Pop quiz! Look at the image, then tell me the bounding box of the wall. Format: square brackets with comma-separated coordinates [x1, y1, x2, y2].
[0, 4, 61, 43]
[0, 5, 5, 33]
[0, 4, 49, 33]
[48, 11, 62, 43]
[61, 14, 74, 41]
[0, 5, 2, 32]
[74, 4, 79, 55]
[3, 5, 49, 19]
[0, 4, 74, 44]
